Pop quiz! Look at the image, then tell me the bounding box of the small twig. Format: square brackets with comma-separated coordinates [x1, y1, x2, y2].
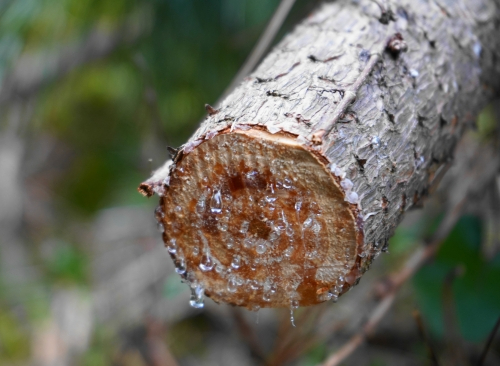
[413, 310, 441, 366]
[216, 0, 297, 105]
[477, 315, 500, 366]
[309, 53, 381, 146]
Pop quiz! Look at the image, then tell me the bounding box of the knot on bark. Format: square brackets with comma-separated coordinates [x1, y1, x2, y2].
[386, 33, 408, 57]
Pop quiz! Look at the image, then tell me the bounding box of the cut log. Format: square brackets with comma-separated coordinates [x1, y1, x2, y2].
[139, 0, 500, 309]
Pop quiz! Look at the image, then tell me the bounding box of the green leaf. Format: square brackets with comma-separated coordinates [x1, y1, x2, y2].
[413, 215, 500, 343]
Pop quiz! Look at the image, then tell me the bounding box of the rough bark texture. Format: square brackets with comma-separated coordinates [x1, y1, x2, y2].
[139, 0, 500, 309]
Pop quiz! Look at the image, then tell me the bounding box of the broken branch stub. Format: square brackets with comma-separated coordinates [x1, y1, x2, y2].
[139, 0, 500, 309]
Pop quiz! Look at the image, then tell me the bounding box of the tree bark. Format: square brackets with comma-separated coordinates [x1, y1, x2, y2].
[139, 0, 500, 309]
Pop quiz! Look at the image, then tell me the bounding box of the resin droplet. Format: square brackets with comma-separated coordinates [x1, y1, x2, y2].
[340, 179, 354, 191]
[331, 293, 339, 303]
[240, 221, 249, 234]
[227, 277, 237, 293]
[196, 199, 206, 214]
[346, 191, 359, 204]
[311, 220, 322, 234]
[175, 259, 186, 275]
[290, 299, 299, 327]
[265, 196, 277, 203]
[275, 218, 286, 231]
[290, 308, 296, 327]
[199, 254, 214, 271]
[231, 255, 241, 269]
[167, 239, 177, 254]
[189, 283, 205, 309]
[294, 201, 302, 222]
[330, 163, 346, 178]
[154, 205, 164, 220]
[243, 237, 254, 248]
[269, 231, 279, 242]
[256, 242, 267, 254]
[303, 217, 313, 229]
[210, 190, 223, 214]
[318, 291, 332, 302]
[295, 200, 302, 212]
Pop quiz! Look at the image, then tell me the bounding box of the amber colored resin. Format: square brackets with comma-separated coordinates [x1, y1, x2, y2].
[159, 129, 361, 309]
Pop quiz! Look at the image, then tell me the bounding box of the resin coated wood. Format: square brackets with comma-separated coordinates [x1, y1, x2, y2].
[159, 130, 360, 308]
[140, 0, 500, 309]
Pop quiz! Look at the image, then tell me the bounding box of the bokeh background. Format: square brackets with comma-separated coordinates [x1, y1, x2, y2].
[0, 0, 499, 365]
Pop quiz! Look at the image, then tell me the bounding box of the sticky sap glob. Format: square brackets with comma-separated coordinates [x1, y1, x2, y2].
[210, 190, 223, 214]
[189, 283, 205, 309]
[199, 254, 214, 272]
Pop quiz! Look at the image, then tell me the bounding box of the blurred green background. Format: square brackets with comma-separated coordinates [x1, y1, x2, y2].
[0, 0, 499, 365]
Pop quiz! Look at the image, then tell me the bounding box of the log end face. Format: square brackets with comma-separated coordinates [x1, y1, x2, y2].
[160, 129, 362, 308]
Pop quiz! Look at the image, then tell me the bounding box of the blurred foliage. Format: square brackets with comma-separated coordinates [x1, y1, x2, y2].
[78, 326, 115, 366]
[476, 103, 498, 142]
[0, 306, 30, 363]
[300, 343, 327, 365]
[167, 313, 210, 358]
[163, 273, 188, 299]
[414, 215, 500, 343]
[43, 241, 89, 285]
[42, 61, 144, 214]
